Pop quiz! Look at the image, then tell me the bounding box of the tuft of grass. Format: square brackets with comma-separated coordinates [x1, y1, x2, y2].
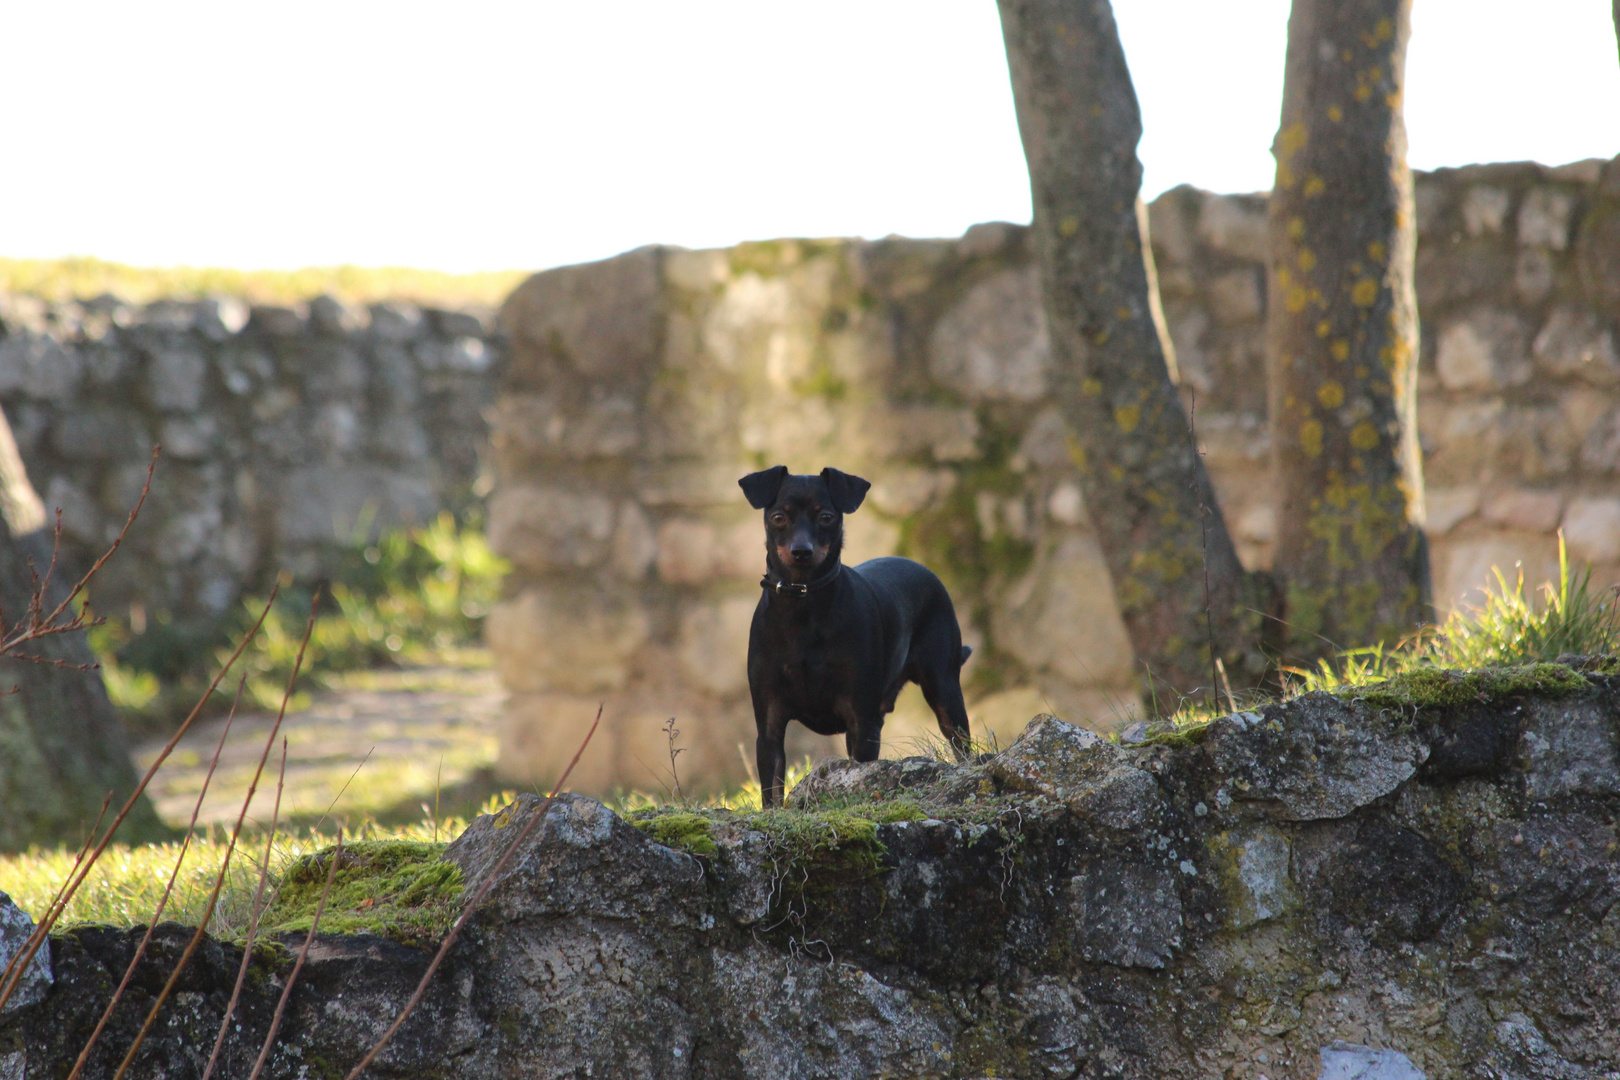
[0, 256, 526, 309]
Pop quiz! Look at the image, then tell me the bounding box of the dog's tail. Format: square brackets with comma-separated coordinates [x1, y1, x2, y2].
[959, 645, 973, 666]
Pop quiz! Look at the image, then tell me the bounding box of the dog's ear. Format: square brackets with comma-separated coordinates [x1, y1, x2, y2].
[820, 467, 871, 514]
[739, 465, 790, 509]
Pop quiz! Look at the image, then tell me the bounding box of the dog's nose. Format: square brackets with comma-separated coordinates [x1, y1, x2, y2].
[791, 545, 814, 564]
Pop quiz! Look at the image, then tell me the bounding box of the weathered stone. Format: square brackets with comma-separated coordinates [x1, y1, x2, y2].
[1436, 308, 1531, 390]
[247, 305, 305, 337]
[676, 595, 756, 696]
[1318, 1042, 1426, 1080]
[0, 891, 49, 1012]
[307, 294, 362, 336]
[994, 535, 1136, 689]
[1514, 246, 1556, 303]
[1560, 497, 1620, 564]
[1517, 188, 1576, 249]
[1482, 489, 1563, 533]
[49, 408, 148, 461]
[487, 586, 649, 694]
[1197, 192, 1269, 261]
[1068, 861, 1182, 969]
[1207, 268, 1263, 325]
[1519, 698, 1620, 801]
[990, 715, 1165, 830]
[788, 756, 967, 807]
[500, 247, 661, 384]
[0, 336, 82, 400]
[1534, 307, 1620, 386]
[368, 301, 423, 342]
[1462, 185, 1512, 235]
[1214, 824, 1300, 929]
[1424, 487, 1480, 534]
[927, 265, 1049, 401]
[486, 483, 616, 572]
[1205, 696, 1427, 820]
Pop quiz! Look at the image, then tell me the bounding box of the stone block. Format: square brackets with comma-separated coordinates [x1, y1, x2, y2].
[308, 294, 363, 336]
[1318, 1043, 1425, 1080]
[44, 475, 103, 544]
[1579, 406, 1620, 472]
[1519, 698, 1620, 801]
[927, 265, 1049, 401]
[1533, 307, 1620, 386]
[50, 408, 148, 461]
[1196, 192, 1268, 262]
[1067, 861, 1182, 969]
[1513, 247, 1555, 303]
[0, 891, 50, 1012]
[662, 248, 729, 293]
[368, 301, 424, 342]
[1206, 697, 1426, 821]
[487, 586, 649, 694]
[1517, 188, 1575, 249]
[501, 248, 662, 385]
[0, 335, 83, 400]
[159, 415, 219, 461]
[491, 393, 639, 463]
[676, 595, 757, 696]
[147, 344, 208, 411]
[993, 534, 1136, 688]
[1462, 185, 1511, 235]
[1482, 489, 1562, 533]
[495, 692, 621, 792]
[487, 484, 616, 572]
[1561, 497, 1620, 564]
[1206, 268, 1263, 325]
[610, 501, 657, 579]
[1435, 308, 1530, 390]
[1212, 824, 1299, 930]
[1047, 482, 1086, 526]
[247, 305, 305, 336]
[277, 465, 437, 545]
[861, 404, 980, 463]
[869, 468, 956, 516]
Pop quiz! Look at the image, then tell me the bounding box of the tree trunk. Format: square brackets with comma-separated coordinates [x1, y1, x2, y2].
[0, 414, 168, 852]
[1266, 0, 1430, 661]
[997, 0, 1279, 706]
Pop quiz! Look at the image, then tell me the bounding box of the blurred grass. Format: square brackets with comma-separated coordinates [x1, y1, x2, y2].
[92, 512, 509, 725]
[0, 256, 527, 308]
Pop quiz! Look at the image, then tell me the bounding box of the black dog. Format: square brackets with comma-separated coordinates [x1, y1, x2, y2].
[739, 465, 973, 807]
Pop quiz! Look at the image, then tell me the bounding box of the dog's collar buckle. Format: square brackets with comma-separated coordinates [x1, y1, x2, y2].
[761, 567, 840, 597]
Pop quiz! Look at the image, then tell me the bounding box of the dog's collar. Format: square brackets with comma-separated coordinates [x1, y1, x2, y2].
[761, 565, 842, 597]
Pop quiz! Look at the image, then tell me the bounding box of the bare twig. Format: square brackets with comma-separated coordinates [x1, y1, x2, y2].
[66, 678, 245, 1080]
[664, 716, 686, 804]
[110, 595, 320, 1080]
[312, 746, 374, 836]
[0, 582, 281, 1015]
[343, 704, 604, 1080]
[1187, 391, 1220, 708]
[202, 738, 288, 1080]
[247, 829, 343, 1080]
[0, 447, 159, 658]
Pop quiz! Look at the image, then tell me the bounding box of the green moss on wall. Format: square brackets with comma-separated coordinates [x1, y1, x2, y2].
[260, 840, 462, 949]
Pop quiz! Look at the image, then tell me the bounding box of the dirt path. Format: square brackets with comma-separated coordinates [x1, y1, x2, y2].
[133, 664, 506, 831]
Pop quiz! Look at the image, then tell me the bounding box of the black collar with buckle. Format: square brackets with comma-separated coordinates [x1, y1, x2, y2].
[761, 564, 842, 597]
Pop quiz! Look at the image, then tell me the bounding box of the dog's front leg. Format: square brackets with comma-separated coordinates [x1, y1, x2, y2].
[837, 698, 883, 763]
[756, 701, 791, 808]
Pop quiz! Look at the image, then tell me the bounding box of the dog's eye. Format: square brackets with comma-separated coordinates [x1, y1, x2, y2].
[770, 513, 788, 526]
[818, 512, 835, 526]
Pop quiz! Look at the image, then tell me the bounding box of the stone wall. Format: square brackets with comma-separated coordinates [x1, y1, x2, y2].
[10, 682, 1620, 1078]
[489, 154, 1620, 796]
[0, 293, 499, 625]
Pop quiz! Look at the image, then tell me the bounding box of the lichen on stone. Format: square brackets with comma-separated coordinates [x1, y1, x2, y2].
[1349, 662, 1589, 710]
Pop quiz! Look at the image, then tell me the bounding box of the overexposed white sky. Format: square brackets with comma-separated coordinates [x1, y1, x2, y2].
[2, 1, 1615, 272]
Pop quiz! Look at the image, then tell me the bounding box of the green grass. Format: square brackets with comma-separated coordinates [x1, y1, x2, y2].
[0, 813, 474, 943]
[0, 256, 528, 309]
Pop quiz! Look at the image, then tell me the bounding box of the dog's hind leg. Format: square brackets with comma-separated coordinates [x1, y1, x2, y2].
[919, 664, 972, 761]
[837, 698, 883, 763]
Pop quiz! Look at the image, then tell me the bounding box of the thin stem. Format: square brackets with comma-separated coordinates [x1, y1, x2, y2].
[201, 737, 288, 1080]
[66, 678, 245, 1080]
[247, 830, 343, 1080]
[111, 596, 320, 1080]
[0, 583, 281, 1015]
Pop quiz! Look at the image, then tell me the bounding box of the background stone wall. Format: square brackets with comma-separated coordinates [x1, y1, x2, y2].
[0, 293, 499, 627]
[490, 154, 1620, 795]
